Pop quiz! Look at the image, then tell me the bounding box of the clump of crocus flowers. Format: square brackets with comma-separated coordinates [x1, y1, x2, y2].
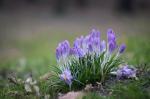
[50, 28, 136, 90]
[56, 29, 125, 65]
[116, 65, 137, 79]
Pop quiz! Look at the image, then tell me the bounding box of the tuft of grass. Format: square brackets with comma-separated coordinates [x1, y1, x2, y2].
[48, 51, 123, 95]
[70, 52, 122, 88]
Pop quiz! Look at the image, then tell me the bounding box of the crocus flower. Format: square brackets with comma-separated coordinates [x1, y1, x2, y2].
[90, 29, 100, 38]
[88, 29, 101, 53]
[88, 43, 93, 52]
[100, 40, 106, 52]
[107, 29, 117, 53]
[56, 40, 70, 61]
[107, 29, 116, 42]
[117, 65, 136, 79]
[69, 48, 77, 56]
[60, 68, 73, 86]
[69, 47, 85, 58]
[76, 48, 85, 57]
[74, 37, 86, 55]
[108, 40, 117, 53]
[93, 37, 101, 52]
[73, 36, 84, 48]
[119, 44, 126, 53]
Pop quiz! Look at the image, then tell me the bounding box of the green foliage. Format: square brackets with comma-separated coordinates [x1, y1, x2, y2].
[49, 51, 123, 95]
[70, 52, 122, 86]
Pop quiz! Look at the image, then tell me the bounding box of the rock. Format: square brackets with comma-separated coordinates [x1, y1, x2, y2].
[58, 91, 84, 99]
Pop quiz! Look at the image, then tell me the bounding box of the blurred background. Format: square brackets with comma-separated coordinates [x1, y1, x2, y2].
[0, 0, 150, 79]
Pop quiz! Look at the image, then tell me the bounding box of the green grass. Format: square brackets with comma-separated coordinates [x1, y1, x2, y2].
[0, 32, 150, 99]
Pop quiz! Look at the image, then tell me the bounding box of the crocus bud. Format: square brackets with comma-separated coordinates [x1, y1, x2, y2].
[119, 44, 126, 53]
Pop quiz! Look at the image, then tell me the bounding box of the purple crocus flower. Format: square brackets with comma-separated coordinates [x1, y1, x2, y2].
[119, 44, 126, 53]
[76, 48, 85, 57]
[73, 36, 88, 55]
[69, 48, 77, 56]
[107, 29, 116, 42]
[93, 37, 100, 49]
[69, 47, 84, 57]
[73, 29, 102, 55]
[73, 36, 84, 48]
[90, 29, 100, 38]
[73, 38, 80, 48]
[63, 40, 70, 53]
[107, 29, 117, 53]
[88, 29, 101, 53]
[56, 40, 70, 61]
[88, 43, 93, 52]
[100, 40, 106, 52]
[60, 68, 73, 86]
[108, 40, 117, 53]
[117, 65, 136, 79]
